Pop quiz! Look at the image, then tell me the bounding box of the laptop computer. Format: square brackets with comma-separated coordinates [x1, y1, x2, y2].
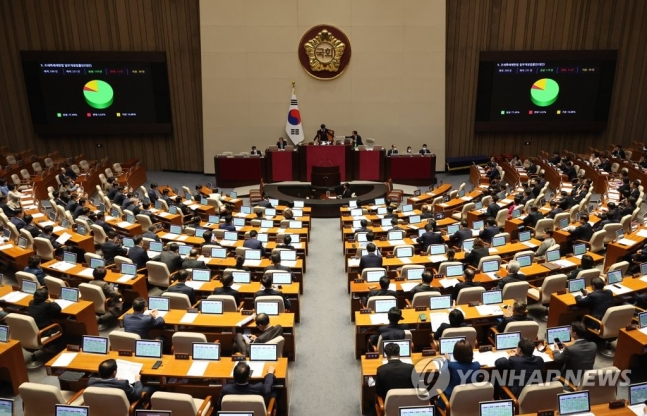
[292, 209, 303, 217]
[169, 205, 178, 215]
[194, 228, 207, 238]
[63, 251, 77, 264]
[268, 198, 279, 206]
[429, 245, 446, 255]
[409, 215, 421, 224]
[249, 343, 278, 361]
[17, 236, 27, 249]
[374, 197, 385, 205]
[439, 336, 466, 355]
[192, 342, 220, 361]
[60, 287, 79, 303]
[224, 231, 238, 242]
[382, 339, 411, 361]
[265, 208, 276, 217]
[208, 247, 227, 259]
[557, 391, 594, 416]
[491, 235, 506, 248]
[244, 250, 261, 260]
[447, 224, 460, 235]
[628, 382, 647, 408]
[405, 267, 424, 280]
[568, 278, 586, 297]
[495, 331, 521, 351]
[0, 325, 9, 343]
[147, 296, 170, 316]
[429, 295, 452, 310]
[366, 270, 385, 283]
[474, 201, 483, 210]
[481, 290, 503, 305]
[462, 239, 475, 252]
[641, 262, 647, 277]
[399, 406, 434, 416]
[232, 271, 251, 284]
[446, 264, 464, 278]
[402, 204, 413, 213]
[229, 191, 237, 198]
[260, 220, 274, 228]
[192, 269, 211, 282]
[481, 259, 500, 278]
[388, 230, 404, 241]
[518, 230, 532, 243]
[82, 335, 109, 355]
[21, 280, 38, 295]
[256, 301, 280, 315]
[573, 243, 587, 257]
[395, 246, 414, 258]
[280, 250, 297, 262]
[122, 237, 135, 248]
[90, 258, 105, 269]
[256, 233, 268, 243]
[472, 220, 484, 230]
[559, 217, 570, 230]
[207, 215, 220, 225]
[547, 326, 572, 347]
[374, 298, 397, 313]
[126, 214, 135, 224]
[233, 218, 245, 227]
[271, 272, 292, 285]
[149, 241, 163, 254]
[606, 270, 623, 286]
[121, 263, 137, 277]
[349, 201, 358, 209]
[240, 206, 251, 215]
[434, 212, 446, 220]
[169, 225, 182, 235]
[178, 245, 192, 258]
[516, 254, 532, 268]
[201, 300, 223, 314]
[543, 248, 562, 270]
[381, 218, 392, 227]
[55, 405, 88, 416]
[293, 201, 304, 208]
[511, 209, 521, 219]
[638, 311, 647, 329]
[135, 339, 163, 358]
[479, 400, 514, 416]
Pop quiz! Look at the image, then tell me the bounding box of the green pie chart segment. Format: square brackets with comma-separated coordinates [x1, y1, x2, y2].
[83, 80, 114, 110]
[530, 78, 559, 107]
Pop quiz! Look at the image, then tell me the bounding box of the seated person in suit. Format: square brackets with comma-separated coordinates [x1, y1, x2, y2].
[420, 204, 434, 219]
[355, 219, 370, 234]
[38, 225, 65, 256]
[257, 194, 272, 208]
[102, 231, 127, 265]
[416, 221, 444, 252]
[362, 275, 396, 307]
[88, 359, 144, 403]
[219, 216, 236, 231]
[410, 271, 441, 297]
[341, 182, 353, 198]
[255, 273, 291, 309]
[165, 269, 196, 305]
[386, 144, 399, 156]
[523, 205, 544, 227]
[152, 242, 183, 274]
[359, 243, 383, 273]
[27, 287, 61, 336]
[575, 277, 614, 323]
[264, 252, 292, 274]
[73, 198, 88, 219]
[486, 194, 502, 218]
[231, 255, 250, 272]
[567, 213, 593, 242]
[375, 342, 416, 400]
[147, 183, 159, 205]
[364, 231, 382, 257]
[218, 361, 277, 410]
[450, 220, 472, 248]
[452, 268, 481, 302]
[497, 260, 526, 289]
[567, 254, 594, 280]
[383, 206, 397, 219]
[123, 297, 165, 339]
[277, 137, 287, 149]
[213, 273, 241, 305]
[181, 248, 209, 270]
[535, 229, 556, 257]
[419, 143, 431, 155]
[552, 321, 597, 384]
[478, 217, 499, 244]
[243, 230, 266, 257]
[0, 195, 14, 217]
[494, 337, 544, 398]
[465, 238, 489, 268]
[369, 307, 408, 348]
[434, 308, 468, 340]
[24, 255, 46, 285]
[141, 225, 161, 242]
[22, 215, 40, 239]
[496, 300, 533, 333]
[89, 267, 123, 324]
[233, 313, 283, 356]
[276, 234, 293, 249]
[126, 235, 149, 269]
[9, 210, 26, 231]
[201, 230, 219, 247]
[389, 217, 404, 232]
[436, 340, 481, 409]
[545, 200, 563, 219]
[94, 211, 116, 234]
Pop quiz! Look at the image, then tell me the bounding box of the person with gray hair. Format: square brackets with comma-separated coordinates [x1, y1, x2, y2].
[497, 260, 526, 289]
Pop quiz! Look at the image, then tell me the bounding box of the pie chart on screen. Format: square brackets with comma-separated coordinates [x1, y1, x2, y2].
[83, 80, 114, 109]
[530, 78, 559, 107]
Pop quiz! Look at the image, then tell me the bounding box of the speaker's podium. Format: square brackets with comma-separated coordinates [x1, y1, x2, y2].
[311, 165, 340, 187]
[298, 143, 352, 183]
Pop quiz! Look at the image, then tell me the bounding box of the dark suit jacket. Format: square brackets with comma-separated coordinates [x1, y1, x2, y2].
[450, 228, 473, 247]
[547, 207, 563, 219]
[523, 211, 544, 227]
[141, 231, 161, 242]
[213, 286, 241, 305]
[101, 241, 126, 264]
[486, 203, 501, 218]
[219, 373, 275, 409]
[434, 322, 468, 341]
[575, 289, 614, 319]
[496, 272, 526, 290]
[465, 247, 489, 268]
[10, 216, 25, 231]
[166, 282, 196, 305]
[73, 205, 85, 219]
[363, 289, 397, 307]
[479, 226, 499, 244]
[553, 339, 597, 374]
[123, 312, 165, 339]
[570, 223, 593, 241]
[243, 238, 265, 256]
[87, 378, 143, 403]
[410, 284, 441, 297]
[127, 245, 149, 269]
[153, 251, 182, 273]
[219, 223, 236, 231]
[24, 224, 40, 239]
[494, 355, 544, 397]
[27, 300, 61, 329]
[496, 314, 533, 333]
[369, 323, 409, 346]
[255, 288, 291, 309]
[416, 232, 444, 252]
[341, 189, 353, 198]
[182, 258, 209, 270]
[95, 220, 115, 234]
[359, 253, 383, 273]
[147, 188, 159, 204]
[375, 360, 416, 399]
[452, 281, 483, 301]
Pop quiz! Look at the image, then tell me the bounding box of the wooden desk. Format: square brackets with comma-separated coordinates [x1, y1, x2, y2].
[203, 257, 305, 294]
[521, 403, 637, 416]
[614, 328, 647, 370]
[406, 184, 452, 208]
[0, 241, 34, 269]
[434, 190, 483, 213]
[46, 351, 291, 414]
[0, 340, 29, 395]
[31, 216, 95, 254]
[604, 226, 647, 270]
[106, 218, 143, 237]
[0, 286, 99, 336]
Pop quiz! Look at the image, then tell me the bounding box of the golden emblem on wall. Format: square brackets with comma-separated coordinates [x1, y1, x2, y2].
[298, 25, 351, 81]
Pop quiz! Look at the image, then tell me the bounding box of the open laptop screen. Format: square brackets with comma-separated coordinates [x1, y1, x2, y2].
[429, 295, 452, 310]
[558, 391, 591, 416]
[61, 287, 79, 302]
[249, 344, 277, 361]
[233, 218, 245, 227]
[446, 265, 463, 277]
[121, 263, 137, 276]
[405, 267, 424, 280]
[462, 239, 475, 252]
[211, 247, 227, 259]
[201, 300, 223, 314]
[264, 208, 276, 217]
[395, 247, 414, 258]
[374, 299, 397, 313]
[192, 269, 211, 282]
[232, 271, 251, 284]
[293, 200, 304, 208]
[518, 230, 531, 242]
[366, 270, 384, 283]
[90, 258, 105, 269]
[256, 301, 279, 316]
[388, 231, 404, 241]
[447, 224, 460, 235]
[178, 245, 192, 256]
[430, 244, 446, 255]
[0, 325, 8, 343]
[482, 260, 499, 273]
[495, 332, 520, 350]
[271, 272, 292, 285]
[629, 382, 647, 406]
[399, 406, 434, 416]
[169, 225, 182, 235]
[382, 340, 411, 357]
[516, 255, 532, 267]
[244, 249, 261, 260]
[481, 290, 502, 305]
[148, 296, 170, 312]
[192, 342, 220, 361]
[439, 336, 466, 355]
[149, 241, 163, 253]
[638, 312, 647, 329]
[55, 405, 88, 416]
[479, 400, 514, 416]
[546, 249, 560, 262]
[21, 280, 37, 294]
[224, 231, 238, 241]
[280, 250, 297, 261]
[573, 243, 587, 256]
[606, 270, 623, 285]
[82, 336, 108, 355]
[568, 278, 585, 293]
[64, 251, 77, 264]
[135, 340, 163, 358]
[472, 220, 484, 230]
[136, 411, 172, 416]
[547, 326, 572, 344]
[491, 235, 506, 247]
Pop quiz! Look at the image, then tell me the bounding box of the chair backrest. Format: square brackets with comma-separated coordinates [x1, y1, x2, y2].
[19, 382, 67, 416]
[171, 332, 207, 354]
[207, 294, 239, 311]
[108, 330, 140, 351]
[504, 321, 539, 340]
[553, 212, 570, 229]
[620, 214, 633, 234]
[5, 314, 42, 349]
[201, 244, 221, 256]
[589, 230, 606, 253]
[456, 286, 486, 305]
[361, 267, 387, 281]
[578, 367, 620, 405]
[477, 255, 501, 271]
[606, 261, 629, 277]
[31, 162, 42, 174]
[78, 283, 107, 314]
[523, 198, 535, 214]
[90, 224, 108, 244]
[44, 157, 53, 167]
[533, 218, 553, 235]
[599, 305, 636, 339]
[460, 203, 475, 219]
[449, 383, 494, 416]
[411, 291, 441, 308]
[265, 335, 285, 358]
[366, 295, 397, 311]
[33, 237, 55, 260]
[114, 256, 133, 270]
[162, 291, 191, 309]
[512, 250, 534, 263]
[105, 167, 114, 177]
[151, 391, 199, 414]
[44, 276, 68, 298]
[502, 281, 529, 301]
[221, 394, 268, 414]
[383, 388, 431, 416]
[15, 271, 39, 287]
[575, 268, 601, 287]
[83, 387, 130, 416]
[495, 209, 507, 227]
[146, 261, 171, 287]
[254, 295, 285, 313]
[517, 381, 563, 414]
[442, 327, 477, 346]
[481, 196, 492, 207]
[113, 163, 123, 174]
[20, 168, 30, 180]
[539, 274, 567, 304]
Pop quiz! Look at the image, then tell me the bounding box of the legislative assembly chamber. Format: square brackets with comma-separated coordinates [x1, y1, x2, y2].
[0, 1, 647, 416]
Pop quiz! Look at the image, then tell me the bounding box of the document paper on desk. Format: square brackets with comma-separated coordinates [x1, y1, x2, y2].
[430, 312, 449, 332]
[473, 351, 509, 367]
[369, 314, 390, 325]
[52, 352, 78, 368]
[180, 313, 199, 323]
[50, 261, 76, 272]
[399, 282, 419, 292]
[0, 244, 13, 251]
[636, 229, 647, 238]
[77, 268, 95, 278]
[630, 404, 647, 416]
[184, 281, 204, 290]
[639, 327, 647, 336]
[0, 291, 29, 303]
[438, 278, 459, 288]
[160, 233, 177, 240]
[605, 284, 632, 295]
[532, 349, 554, 362]
[56, 233, 72, 245]
[552, 259, 576, 268]
[187, 360, 209, 377]
[116, 359, 143, 384]
[53, 299, 74, 310]
[475, 305, 502, 316]
[618, 238, 638, 246]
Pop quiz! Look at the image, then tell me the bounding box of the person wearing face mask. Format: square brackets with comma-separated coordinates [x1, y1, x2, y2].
[406, 146, 413, 154]
[419, 144, 431, 155]
[387, 144, 398, 156]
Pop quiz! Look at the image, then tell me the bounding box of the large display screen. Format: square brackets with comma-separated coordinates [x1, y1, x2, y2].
[475, 50, 617, 132]
[21, 51, 172, 134]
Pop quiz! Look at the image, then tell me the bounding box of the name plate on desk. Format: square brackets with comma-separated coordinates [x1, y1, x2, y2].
[359, 309, 372, 314]
[231, 355, 246, 362]
[241, 310, 254, 315]
[395, 277, 405, 282]
[479, 345, 493, 352]
[537, 411, 555, 416]
[187, 308, 198, 314]
[422, 349, 437, 356]
[354, 279, 364, 283]
[556, 289, 566, 295]
[365, 352, 380, 359]
[434, 274, 444, 279]
[415, 306, 427, 311]
[468, 301, 480, 307]
[66, 344, 80, 352]
[175, 353, 189, 360]
[608, 400, 625, 409]
[118, 350, 133, 357]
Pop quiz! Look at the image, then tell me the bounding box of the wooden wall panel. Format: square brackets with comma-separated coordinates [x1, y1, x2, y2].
[446, 0, 647, 159]
[0, 0, 203, 172]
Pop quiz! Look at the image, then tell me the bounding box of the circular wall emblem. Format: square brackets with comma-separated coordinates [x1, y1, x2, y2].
[298, 25, 351, 80]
